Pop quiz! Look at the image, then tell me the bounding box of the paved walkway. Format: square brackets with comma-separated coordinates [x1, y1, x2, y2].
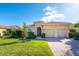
[45, 38, 79, 56]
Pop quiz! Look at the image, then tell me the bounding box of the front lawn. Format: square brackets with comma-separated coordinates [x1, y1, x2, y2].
[0, 38, 53, 56]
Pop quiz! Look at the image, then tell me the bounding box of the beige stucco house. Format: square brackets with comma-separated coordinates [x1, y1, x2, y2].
[0, 25, 22, 36]
[27, 21, 72, 38]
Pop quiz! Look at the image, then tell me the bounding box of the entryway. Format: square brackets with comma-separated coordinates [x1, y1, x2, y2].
[37, 27, 41, 36]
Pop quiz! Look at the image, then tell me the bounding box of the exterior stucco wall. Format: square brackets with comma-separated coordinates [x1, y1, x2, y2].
[33, 25, 43, 35]
[28, 21, 71, 38]
[32, 21, 44, 35]
[0, 29, 6, 36]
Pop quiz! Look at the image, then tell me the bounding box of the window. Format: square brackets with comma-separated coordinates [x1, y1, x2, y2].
[28, 27, 32, 32]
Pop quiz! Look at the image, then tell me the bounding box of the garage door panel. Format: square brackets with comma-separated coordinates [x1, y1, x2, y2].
[57, 30, 68, 37]
[45, 29, 68, 37]
[45, 30, 55, 37]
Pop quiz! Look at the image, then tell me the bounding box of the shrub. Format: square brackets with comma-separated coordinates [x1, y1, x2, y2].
[41, 33, 45, 38]
[11, 30, 23, 38]
[3, 29, 23, 38]
[73, 32, 79, 40]
[28, 32, 36, 39]
[69, 29, 76, 32]
[69, 29, 79, 40]
[69, 29, 76, 38]
[69, 32, 75, 38]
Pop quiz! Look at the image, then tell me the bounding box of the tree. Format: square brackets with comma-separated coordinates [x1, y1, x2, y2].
[3, 29, 12, 37]
[21, 23, 28, 42]
[69, 29, 76, 38]
[3, 29, 23, 38]
[10, 29, 23, 38]
[74, 22, 79, 27]
[22, 23, 28, 38]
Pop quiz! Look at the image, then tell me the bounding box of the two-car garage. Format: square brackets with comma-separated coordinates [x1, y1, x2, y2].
[44, 29, 69, 38]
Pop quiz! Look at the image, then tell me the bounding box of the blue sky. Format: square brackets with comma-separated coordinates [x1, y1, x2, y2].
[0, 3, 79, 26]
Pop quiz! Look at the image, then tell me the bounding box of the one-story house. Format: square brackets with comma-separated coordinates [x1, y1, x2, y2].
[0, 25, 22, 36]
[75, 27, 79, 32]
[27, 21, 72, 38]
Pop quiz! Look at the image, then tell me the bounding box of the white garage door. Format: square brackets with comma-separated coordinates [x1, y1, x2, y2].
[45, 30, 55, 37]
[56, 30, 68, 37]
[45, 30, 68, 37]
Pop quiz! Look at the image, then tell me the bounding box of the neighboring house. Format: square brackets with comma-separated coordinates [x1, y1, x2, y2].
[72, 27, 79, 32]
[0, 25, 22, 36]
[27, 21, 72, 38]
[75, 27, 79, 32]
[69, 24, 79, 32]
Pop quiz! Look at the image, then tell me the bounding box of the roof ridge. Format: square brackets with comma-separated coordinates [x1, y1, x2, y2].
[46, 21, 71, 24]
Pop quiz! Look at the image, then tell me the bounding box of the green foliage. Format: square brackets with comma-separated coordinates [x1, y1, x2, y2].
[22, 23, 28, 38]
[0, 38, 53, 56]
[74, 22, 79, 27]
[73, 32, 79, 37]
[10, 30, 23, 38]
[3, 29, 23, 38]
[69, 29, 76, 38]
[69, 29, 76, 32]
[28, 32, 36, 39]
[41, 33, 45, 38]
[3, 29, 11, 36]
[73, 32, 79, 40]
[69, 29, 79, 40]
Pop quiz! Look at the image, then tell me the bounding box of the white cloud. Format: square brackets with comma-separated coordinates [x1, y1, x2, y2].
[43, 6, 52, 11]
[66, 7, 71, 11]
[41, 14, 66, 22]
[41, 6, 66, 22]
[43, 6, 56, 12]
[45, 10, 57, 16]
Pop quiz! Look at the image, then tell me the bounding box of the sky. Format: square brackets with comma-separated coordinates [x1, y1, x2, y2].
[0, 3, 79, 26]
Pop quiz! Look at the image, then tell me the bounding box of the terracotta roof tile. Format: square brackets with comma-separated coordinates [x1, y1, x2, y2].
[46, 22, 71, 25]
[8, 26, 22, 30]
[0, 25, 8, 29]
[0, 25, 22, 30]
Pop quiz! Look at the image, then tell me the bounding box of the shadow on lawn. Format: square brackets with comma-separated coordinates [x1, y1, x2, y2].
[0, 42, 18, 46]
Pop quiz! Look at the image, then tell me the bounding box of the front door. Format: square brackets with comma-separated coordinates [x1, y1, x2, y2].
[37, 27, 41, 36]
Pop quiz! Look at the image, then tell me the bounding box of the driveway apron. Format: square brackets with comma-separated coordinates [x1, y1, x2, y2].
[45, 38, 79, 56]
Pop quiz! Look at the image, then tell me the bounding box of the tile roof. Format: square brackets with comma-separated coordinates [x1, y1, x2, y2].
[8, 26, 22, 30]
[0, 25, 8, 29]
[45, 22, 71, 25]
[0, 25, 22, 30]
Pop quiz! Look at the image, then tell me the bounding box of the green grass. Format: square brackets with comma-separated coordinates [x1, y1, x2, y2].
[0, 38, 53, 56]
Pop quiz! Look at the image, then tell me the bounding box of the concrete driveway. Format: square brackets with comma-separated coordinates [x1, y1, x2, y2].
[45, 37, 79, 56]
